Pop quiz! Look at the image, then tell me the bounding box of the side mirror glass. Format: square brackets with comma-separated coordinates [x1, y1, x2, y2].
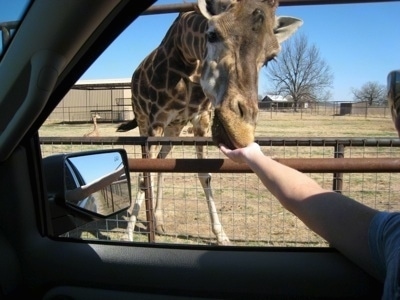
[64, 150, 131, 217]
[387, 70, 400, 134]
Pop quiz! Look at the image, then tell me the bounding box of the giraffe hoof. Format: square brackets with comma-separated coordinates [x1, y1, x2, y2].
[156, 225, 166, 235]
[218, 238, 231, 246]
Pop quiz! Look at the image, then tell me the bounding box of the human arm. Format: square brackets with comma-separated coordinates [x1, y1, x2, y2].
[220, 143, 380, 278]
[66, 166, 125, 203]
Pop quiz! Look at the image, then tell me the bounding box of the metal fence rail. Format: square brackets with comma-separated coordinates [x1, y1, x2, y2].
[127, 157, 400, 173]
[40, 136, 400, 147]
[40, 137, 400, 245]
[40, 136, 400, 190]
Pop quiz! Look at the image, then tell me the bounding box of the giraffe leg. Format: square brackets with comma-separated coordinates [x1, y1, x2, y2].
[196, 144, 231, 245]
[153, 132, 178, 234]
[126, 174, 146, 241]
[154, 171, 165, 234]
[126, 133, 162, 241]
[191, 114, 231, 245]
[127, 146, 165, 241]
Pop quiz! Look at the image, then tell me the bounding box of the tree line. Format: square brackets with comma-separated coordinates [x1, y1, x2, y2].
[264, 33, 387, 109]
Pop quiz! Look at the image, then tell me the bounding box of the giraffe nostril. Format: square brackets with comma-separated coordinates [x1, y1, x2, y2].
[238, 102, 245, 118]
[236, 100, 258, 122]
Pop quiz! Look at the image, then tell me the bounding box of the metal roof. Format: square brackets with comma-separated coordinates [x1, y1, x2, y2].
[72, 78, 131, 90]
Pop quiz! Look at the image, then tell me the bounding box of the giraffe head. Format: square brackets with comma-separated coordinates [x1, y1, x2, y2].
[199, 0, 302, 149]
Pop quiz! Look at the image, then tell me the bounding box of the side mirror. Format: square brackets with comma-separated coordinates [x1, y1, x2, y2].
[43, 149, 131, 235]
[388, 70, 400, 102]
[64, 151, 131, 216]
[387, 70, 400, 133]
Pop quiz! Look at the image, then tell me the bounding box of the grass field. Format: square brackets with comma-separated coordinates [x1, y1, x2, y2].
[40, 113, 400, 246]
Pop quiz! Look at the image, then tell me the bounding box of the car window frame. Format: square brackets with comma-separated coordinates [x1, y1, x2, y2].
[0, 0, 390, 298]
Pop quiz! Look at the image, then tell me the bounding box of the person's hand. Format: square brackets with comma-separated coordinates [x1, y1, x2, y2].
[219, 142, 262, 164]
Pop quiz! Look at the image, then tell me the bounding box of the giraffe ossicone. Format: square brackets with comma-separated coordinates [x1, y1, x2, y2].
[118, 0, 302, 245]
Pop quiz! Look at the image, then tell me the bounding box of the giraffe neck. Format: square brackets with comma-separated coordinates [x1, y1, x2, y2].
[161, 12, 207, 71]
[176, 12, 208, 63]
[129, 10, 211, 137]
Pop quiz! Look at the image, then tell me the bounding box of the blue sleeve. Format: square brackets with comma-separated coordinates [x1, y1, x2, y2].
[369, 211, 400, 298]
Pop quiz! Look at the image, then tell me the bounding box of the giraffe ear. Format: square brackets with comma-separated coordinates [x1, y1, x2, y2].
[198, 0, 237, 19]
[274, 16, 303, 44]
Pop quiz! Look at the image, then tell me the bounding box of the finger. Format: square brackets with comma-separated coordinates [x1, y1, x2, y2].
[219, 144, 228, 151]
[219, 144, 230, 155]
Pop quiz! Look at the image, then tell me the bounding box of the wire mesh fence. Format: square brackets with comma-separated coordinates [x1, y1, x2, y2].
[44, 102, 391, 124]
[40, 137, 400, 247]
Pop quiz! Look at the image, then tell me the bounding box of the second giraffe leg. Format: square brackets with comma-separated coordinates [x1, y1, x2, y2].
[154, 172, 165, 233]
[126, 174, 146, 241]
[197, 171, 231, 245]
[191, 111, 230, 245]
[153, 143, 174, 234]
[195, 142, 230, 245]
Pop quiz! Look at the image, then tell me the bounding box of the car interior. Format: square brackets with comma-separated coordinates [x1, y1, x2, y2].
[0, 0, 397, 298]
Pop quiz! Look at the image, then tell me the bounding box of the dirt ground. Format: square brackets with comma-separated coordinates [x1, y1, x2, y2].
[40, 113, 400, 246]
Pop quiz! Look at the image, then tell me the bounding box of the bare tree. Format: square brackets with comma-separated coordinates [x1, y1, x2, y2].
[351, 81, 386, 106]
[265, 33, 333, 111]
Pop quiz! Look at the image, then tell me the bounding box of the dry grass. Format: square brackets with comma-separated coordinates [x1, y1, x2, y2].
[255, 112, 397, 138]
[40, 113, 400, 246]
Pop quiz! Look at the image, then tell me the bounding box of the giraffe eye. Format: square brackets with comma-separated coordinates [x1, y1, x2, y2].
[207, 31, 219, 43]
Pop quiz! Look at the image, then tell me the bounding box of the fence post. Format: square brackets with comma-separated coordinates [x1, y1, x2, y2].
[142, 144, 156, 243]
[332, 143, 344, 193]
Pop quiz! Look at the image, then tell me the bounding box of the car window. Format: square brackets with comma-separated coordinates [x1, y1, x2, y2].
[40, 0, 400, 247]
[0, 0, 31, 59]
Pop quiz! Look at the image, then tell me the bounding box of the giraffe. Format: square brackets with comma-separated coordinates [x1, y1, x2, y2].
[84, 113, 101, 137]
[117, 0, 302, 245]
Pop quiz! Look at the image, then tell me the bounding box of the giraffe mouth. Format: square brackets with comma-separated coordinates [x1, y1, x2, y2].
[211, 108, 256, 150]
[211, 111, 236, 149]
[211, 109, 254, 149]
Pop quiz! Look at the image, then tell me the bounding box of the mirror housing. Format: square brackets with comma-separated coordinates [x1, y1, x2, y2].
[43, 149, 131, 236]
[388, 69, 400, 104]
[387, 69, 400, 135]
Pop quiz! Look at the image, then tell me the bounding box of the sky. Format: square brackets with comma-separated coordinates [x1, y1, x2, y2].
[68, 152, 123, 184]
[1, 0, 400, 102]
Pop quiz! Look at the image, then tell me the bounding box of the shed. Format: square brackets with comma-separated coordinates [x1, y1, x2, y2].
[47, 78, 133, 123]
[339, 103, 352, 115]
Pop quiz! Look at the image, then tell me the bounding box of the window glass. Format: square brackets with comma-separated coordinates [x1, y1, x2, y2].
[40, 1, 400, 247]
